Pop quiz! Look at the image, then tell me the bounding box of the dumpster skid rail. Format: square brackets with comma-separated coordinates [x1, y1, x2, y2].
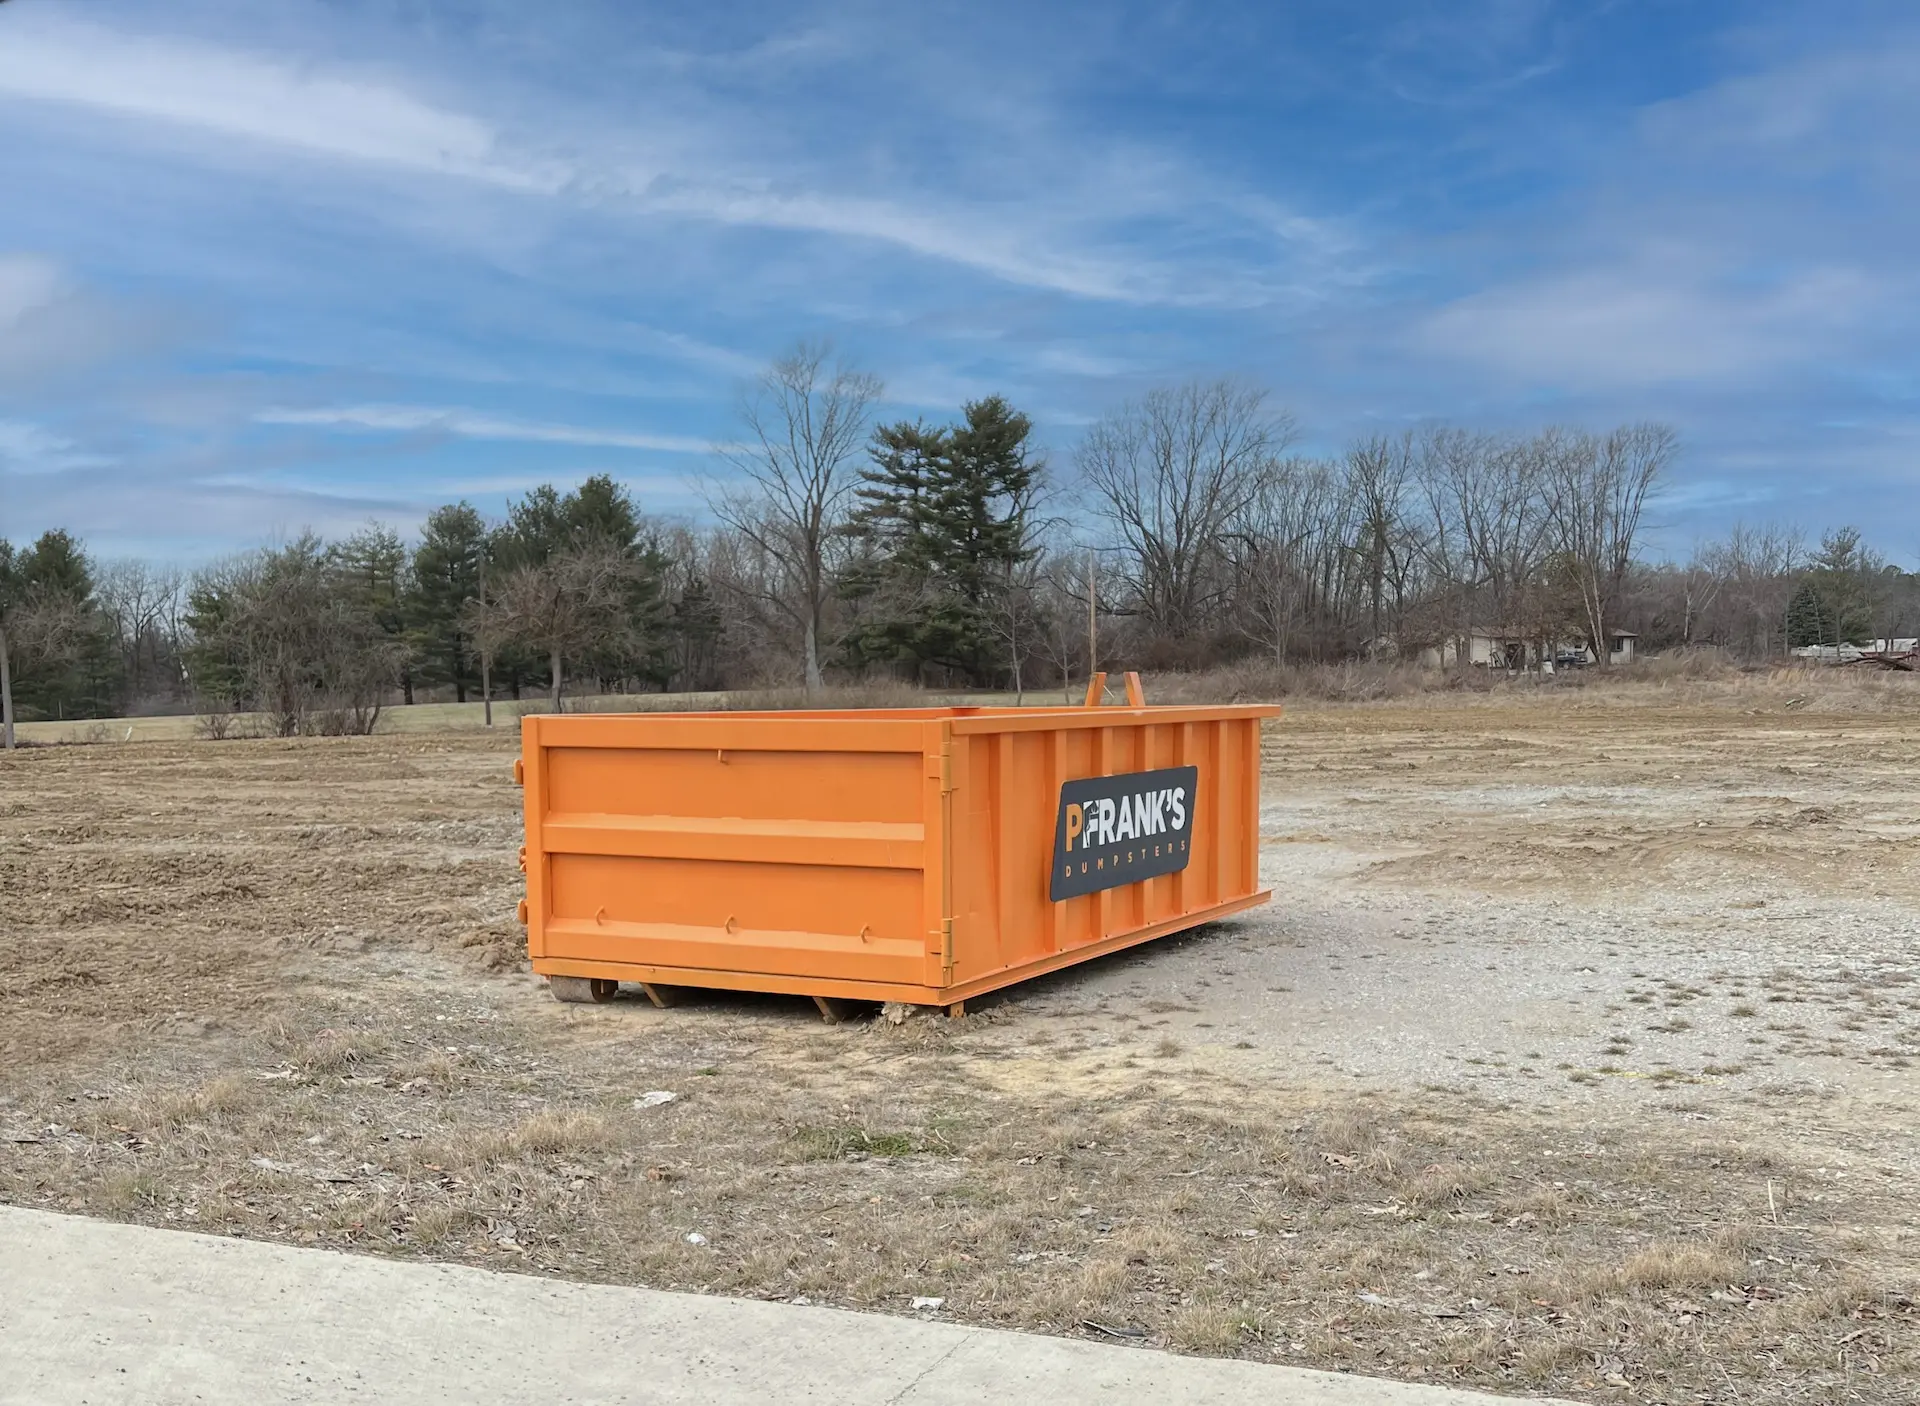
[514, 678, 1280, 1014]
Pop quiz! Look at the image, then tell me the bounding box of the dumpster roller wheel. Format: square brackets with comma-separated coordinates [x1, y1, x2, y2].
[550, 976, 618, 1004]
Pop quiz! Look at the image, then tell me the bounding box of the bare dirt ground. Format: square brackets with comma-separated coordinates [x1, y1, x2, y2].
[2, 690, 1914, 1403]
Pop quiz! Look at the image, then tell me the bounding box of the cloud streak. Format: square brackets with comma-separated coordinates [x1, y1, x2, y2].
[1416, 263, 1876, 388]
[0, 14, 559, 191]
[0, 10, 1342, 309]
[255, 405, 711, 454]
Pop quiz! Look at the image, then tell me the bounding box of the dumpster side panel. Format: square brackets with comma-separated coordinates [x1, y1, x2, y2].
[946, 712, 1272, 990]
[525, 715, 938, 992]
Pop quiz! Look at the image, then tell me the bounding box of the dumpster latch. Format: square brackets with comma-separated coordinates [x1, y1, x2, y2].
[512, 757, 525, 785]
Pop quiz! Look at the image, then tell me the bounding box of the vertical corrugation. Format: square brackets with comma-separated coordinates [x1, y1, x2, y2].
[1097, 725, 1113, 944]
[993, 732, 1013, 970]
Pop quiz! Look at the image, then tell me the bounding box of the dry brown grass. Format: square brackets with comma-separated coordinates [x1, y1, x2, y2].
[3, 715, 1916, 1403]
[4, 1015, 1912, 1403]
[1146, 654, 1920, 716]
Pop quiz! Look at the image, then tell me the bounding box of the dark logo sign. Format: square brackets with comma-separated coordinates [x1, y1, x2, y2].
[1050, 765, 1199, 901]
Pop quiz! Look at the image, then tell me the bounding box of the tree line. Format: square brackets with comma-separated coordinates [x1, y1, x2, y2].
[5, 342, 1917, 745]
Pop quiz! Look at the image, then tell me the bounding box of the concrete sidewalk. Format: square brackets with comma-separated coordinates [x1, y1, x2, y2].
[0, 1207, 1570, 1405]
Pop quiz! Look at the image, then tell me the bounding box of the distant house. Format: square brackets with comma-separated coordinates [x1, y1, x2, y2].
[1416, 627, 1637, 671]
[1583, 630, 1637, 666]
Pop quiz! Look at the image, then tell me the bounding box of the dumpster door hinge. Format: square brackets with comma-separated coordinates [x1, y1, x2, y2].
[940, 918, 954, 979]
[938, 745, 954, 794]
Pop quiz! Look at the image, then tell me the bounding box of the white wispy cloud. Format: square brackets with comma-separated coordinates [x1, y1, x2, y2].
[1409, 27, 1919, 393]
[0, 14, 562, 191]
[255, 404, 711, 454]
[0, 11, 1343, 309]
[0, 417, 98, 471]
[1416, 263, 1876, 388]
[642, 181, 1167, 306]
[615, 325, 762, 378]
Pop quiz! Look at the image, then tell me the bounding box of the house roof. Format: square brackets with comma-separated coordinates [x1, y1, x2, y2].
[1466, 626, 1639, 639]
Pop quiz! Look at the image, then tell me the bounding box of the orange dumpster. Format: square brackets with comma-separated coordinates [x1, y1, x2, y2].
[515, 677, 1279, 1013]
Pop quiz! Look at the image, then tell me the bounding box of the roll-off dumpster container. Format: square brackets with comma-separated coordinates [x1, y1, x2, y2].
[515, 685, 1278, 1010]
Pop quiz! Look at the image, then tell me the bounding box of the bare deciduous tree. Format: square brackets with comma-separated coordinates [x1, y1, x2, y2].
[1417, 427, 1556, 662]
[1229, 456, 1342, 663]
[1677, 540, 1732, 646]
[1716, 523, 1806, 659]
[1078, 380, 1292, 640]
[0, 595, 86, 750]
[1544, 423, 1676, 665]
[0, 539, 93, 750]
[97, 559, 184, 703]
[471, 543, 651, 711]
[188, 538, 403, 736]
[709, 342, 882, 693]
[1342, 435, 1425, 650]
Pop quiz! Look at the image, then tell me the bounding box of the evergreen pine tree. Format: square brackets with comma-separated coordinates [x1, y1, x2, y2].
[8, 531, 119, 719]
[409, 503, 487, 701]
[1785, 580, 1833, 648]
[329, 524, 413, 700]
[486, 476, 672, 696]
[842, 398, 1041, 684]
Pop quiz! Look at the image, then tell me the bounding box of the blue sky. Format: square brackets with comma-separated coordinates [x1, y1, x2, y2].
[0, 0, 1914, 562]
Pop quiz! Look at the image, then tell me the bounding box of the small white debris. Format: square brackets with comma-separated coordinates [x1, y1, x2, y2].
[249, 1157, 297, 1173]
[255, 1069, 297, 1081]
[633, 1091, 679, 1110]
[684, 1232, 708, 1246]
[911, 1296, 945, 1311]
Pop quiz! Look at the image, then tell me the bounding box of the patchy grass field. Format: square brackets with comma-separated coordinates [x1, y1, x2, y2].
[1, 696, 1914, 1403]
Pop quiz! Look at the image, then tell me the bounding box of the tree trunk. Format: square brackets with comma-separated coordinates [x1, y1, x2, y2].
[549, 647, 564, 712]
[0, 626, 13, 752]
[803, 617, 823, 695]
